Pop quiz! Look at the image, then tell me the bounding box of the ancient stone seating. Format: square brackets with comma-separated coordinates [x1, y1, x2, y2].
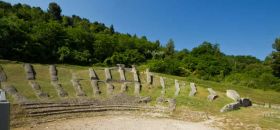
[174, 79, 180, 96]
[71, 73, 86, 96]
[189, 82, 197, 97]
[23, 63, 35, 80]
[221, 89, 252, 112]
[0, 66, 7, 82]
[49, 65, 68, 97]
[2, 85, 28, 103]
[207, 88, 218, 101]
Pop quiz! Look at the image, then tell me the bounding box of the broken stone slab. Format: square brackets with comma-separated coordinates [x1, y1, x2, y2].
[106, 83, 114, 96]
[156, 96, 165, 104]
[138, 96, 152, 103]
[23, 63, 35, 80]
[0, 66, 7, 82]
[189, 82, 197, 97]
[226, 90, 240, 101]
[120, 82, 127, 93]
[160, 77, 165, 95]
[167, 98, 176, 111]
[49, 65, 57, 75]
[174, 80, 180, 96]
[71, 73, 86, 97]
[90, 80, 100, 95]
[71, 79, 86, 97]
[146, 68, 153, 85]
[134, 82, 141, 96]
[51, 81, 68, 97]
[0, 89, 7, 102]
[2, 85, 28, 103]
[29, 81, 41, 90]
[49, 65, 58, 81]
[71, 73, 78, 80]
[131, 65, 139, 82]
[220, 102, 241, 112]
[239, 98, 252, 107]
[104, 68, 112, 81]
[89, 68, 98, 80]
[207, 88, 218, 101]
[29, 81, 49, 98]
[117, 64, 126, 81]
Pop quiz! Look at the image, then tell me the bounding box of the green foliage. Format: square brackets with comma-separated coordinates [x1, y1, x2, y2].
[164, 38, 175, 56]
[225, 63, 280, 90]
[271, 38, 280, 77]
[47, 2, 62, 21]
[191, 41, 222, 57]
[0, 1, 159, 65]
[105, 49, 145, 66]
[147, 58, 185, 76]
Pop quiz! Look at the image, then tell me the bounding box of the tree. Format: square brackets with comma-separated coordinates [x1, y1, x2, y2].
[165, 39, 175, 56]
[191, 42, 222, 57]
[109, 25, 115, 34]
[271, 38, 280, 77]
[47, 2, 62, 20]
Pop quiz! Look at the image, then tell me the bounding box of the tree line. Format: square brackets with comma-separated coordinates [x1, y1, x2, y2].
[0, 1, 279, 91]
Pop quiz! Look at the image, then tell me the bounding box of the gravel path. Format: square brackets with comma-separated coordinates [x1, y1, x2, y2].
[14, 115, 218, 130]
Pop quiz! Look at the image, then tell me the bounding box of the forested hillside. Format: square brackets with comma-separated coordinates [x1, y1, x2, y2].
[0, 1, 279, 91]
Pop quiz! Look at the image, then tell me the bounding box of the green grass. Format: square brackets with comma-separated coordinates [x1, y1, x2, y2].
[1, 59, 280, 129]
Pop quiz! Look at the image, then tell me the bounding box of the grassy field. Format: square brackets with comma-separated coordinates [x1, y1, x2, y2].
[1, 59, 280, 129]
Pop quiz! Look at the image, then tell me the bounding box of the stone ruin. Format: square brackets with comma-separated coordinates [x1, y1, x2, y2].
[146, 68, 153, 85]
[207, 88, 218, 101]
[117, 64, 126, 81]
[0, 65, 28, 103]
[89, 68, 100, 96]
[160, 77, 165, 95]
[49, 65, 68, 97]
[120, 82, 128, 93]
[174, 79, 180, 96]
[226, 90, 240, 101]
[0, 66, 7, 82]
[23, 64, 49, 99]
[131, 65, 139, 82]
[71, 73, 86, 96]
[220, 89, 252, 112]
[10, 64, 259, 120]
[2, 62, 255, 116]
[104, 68, 112, 81]
[23, 63, 35, 80]
[106, 83, 114, 96]
[2, 85, 27, 103]
[189, 82, 197, 97]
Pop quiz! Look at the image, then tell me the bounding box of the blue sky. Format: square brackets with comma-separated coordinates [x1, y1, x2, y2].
[6, 0, 280, 60]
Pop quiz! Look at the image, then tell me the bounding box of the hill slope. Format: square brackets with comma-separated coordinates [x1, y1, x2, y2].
[0, 60, 280, 129]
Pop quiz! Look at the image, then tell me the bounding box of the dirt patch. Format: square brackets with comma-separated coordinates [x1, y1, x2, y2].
[14, 115, 218, 130]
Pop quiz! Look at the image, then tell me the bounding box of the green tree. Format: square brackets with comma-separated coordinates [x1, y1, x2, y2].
[271, 38, 280, 77]
[47, 2, 62, 21]
[165, 39, 175, 56]
[31, 21, 66, 61]
[191, 42, 222, 57]
[105, 49, 145, 66]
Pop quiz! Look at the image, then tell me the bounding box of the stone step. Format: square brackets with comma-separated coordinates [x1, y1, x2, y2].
[27, 106, 147, 114]
[25, 105, 146, 113]
[27, 106, 165, 117]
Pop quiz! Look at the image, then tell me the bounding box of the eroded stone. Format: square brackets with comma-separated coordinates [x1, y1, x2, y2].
[226, 90, 240, 101]
[174, 80, 180, 96]
[189, 82, 197, 97]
